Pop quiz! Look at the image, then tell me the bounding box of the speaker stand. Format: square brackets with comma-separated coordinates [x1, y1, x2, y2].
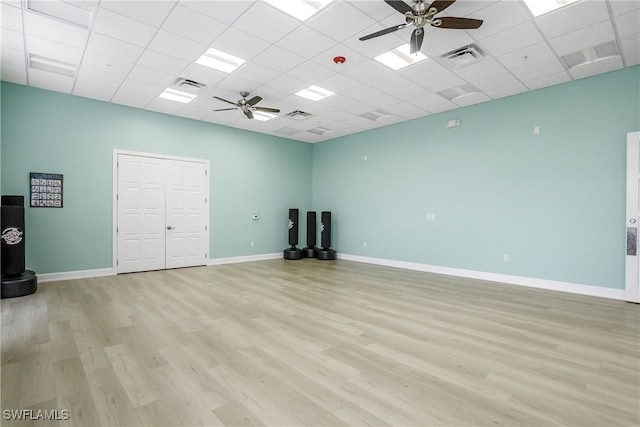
[284, 246, 302, 260]
[1, 270, 37, 299]
[317, 248, 336, 260]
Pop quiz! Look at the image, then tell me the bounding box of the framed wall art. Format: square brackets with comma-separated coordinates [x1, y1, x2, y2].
[30, 172, 63, 208]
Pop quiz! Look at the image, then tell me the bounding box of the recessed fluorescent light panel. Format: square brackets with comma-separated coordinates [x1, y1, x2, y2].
[253, 111, 278, 122]
[27, 0, 94, 28]
[375, 44, 428, 70]
[523, 0, 580, 17]
[29, 54, 77, 77]
[158, 88, 197, 104]
[196, 48, 245, 73]
[263, 0, 333, 21]
[295, 85, 334, 101]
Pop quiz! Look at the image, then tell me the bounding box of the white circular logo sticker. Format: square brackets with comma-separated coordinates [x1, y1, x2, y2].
[1, 227, 23, 245]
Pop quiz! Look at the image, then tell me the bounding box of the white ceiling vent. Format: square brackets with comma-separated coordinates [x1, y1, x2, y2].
[275, 127, 302, 135]
[561, 41, 620, 70]
[438, 84, 479, 101]
[29, 54, 77, 77]
[360, 109, 391, 121]
[307, 127, 332, 136]
[441, 45, 485, 69]
[285, 110, 312, 120]
[171, 78, 207, 95]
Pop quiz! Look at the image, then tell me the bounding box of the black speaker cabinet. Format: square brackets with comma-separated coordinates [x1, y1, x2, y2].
[284, 208, 302, 260]
[318, 211, 336, 260]
[1, 195, 37, 298]
[302, 211, 318, 258]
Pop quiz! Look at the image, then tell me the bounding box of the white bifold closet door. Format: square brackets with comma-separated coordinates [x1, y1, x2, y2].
[117, 154, 208, 274]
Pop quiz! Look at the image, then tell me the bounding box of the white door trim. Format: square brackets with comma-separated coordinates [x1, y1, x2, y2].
[113, 150, 210, 273]
[625, 132, 640, 303]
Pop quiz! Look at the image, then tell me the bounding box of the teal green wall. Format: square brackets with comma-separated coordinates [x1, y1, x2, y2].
[312, 66, 640, 289]
[1, 82, 312, 273]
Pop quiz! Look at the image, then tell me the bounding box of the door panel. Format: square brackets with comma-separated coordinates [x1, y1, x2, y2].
[626, 131, 640, 303]
[166, 160, 207, 269]
[117, 154, 208, 273]
[117, 155, 166, 273]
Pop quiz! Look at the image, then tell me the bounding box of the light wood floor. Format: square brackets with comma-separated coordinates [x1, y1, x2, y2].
[1, 259, 639, 426]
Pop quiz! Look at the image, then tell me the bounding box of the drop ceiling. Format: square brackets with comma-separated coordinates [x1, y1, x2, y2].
[1, 0, 638, 143]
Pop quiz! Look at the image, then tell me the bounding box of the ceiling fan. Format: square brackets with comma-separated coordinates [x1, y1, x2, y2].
[359, 0, 484, 54]
[213, 91, 280, 119]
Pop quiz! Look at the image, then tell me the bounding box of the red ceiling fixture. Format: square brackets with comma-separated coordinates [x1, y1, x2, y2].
[333, 56, 346, 64]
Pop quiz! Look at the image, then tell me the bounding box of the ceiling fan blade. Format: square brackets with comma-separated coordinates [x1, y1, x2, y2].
[434, 16, 483, 29]
[213, 96, 238, 106]
[384, 0, 413, 15]
[213, 108, 238, 112]
[254, 106, 280, 113]
[244, 109, 254, 119]
[409, 29, 424, 54]
[246, 95, 262, 106]
[359, 24, 407, 41]
[427, 0, 457, 14]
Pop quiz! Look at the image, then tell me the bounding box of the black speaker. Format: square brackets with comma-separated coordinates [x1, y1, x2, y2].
[2, 195, 26, 277]
[1, 195, 37, 298]
[318, 211, 336, 260]
[302, 211, 317, 258]
[284, 208, 302, 260]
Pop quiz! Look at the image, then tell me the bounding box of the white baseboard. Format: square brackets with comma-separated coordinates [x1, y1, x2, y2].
[37, 268, 116, 283]
[208, 253, 281, 266]
[338, 253, 626, 301]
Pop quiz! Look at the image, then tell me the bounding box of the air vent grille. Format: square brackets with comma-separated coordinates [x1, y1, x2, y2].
[441, 45, 484, 69]
[438, 84, 479, 101]
[307, 127, 332, 135]
[360, 109, 391, 121]
[171, 78, 207, 94]
[561, 41, 620, 69]
[286, 110, 312, 120]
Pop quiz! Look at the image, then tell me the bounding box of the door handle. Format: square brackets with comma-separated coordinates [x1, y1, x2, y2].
[167, 226, 174, 230]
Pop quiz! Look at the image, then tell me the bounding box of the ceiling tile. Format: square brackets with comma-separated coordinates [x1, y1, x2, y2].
[2, 27, 23, 51]
[350, 0, 397, 21]
[175, 104, 211, 121]
[73, 68, 123, 101]
[233, 62, 282, 85]
[614, 8, 640, 38]
[286, 60, 336, 84]
[161, 4, 227, 45]
[252, 45, 307, 73]
[146, 97, 187, 115]
[92, 8, 157, 47]
[26, 35, 83, 65]
[341, 59, 394, 83]
[112, 78, 162, 108]
[307, 2, 377, 43]
[536, 0, 608, 39]
[471, 71, 527, 97]
[418, 72, 466, 92]
[214, 74, 262, 94]
[85, 33, 143, 64]
[548, 20, 615, 56]
[264, 73, 309, 93]
[233, 2, 300, 44]
[28, 68, 74, 93]
[179, 63, 228, 86]
[511, 58, 567, 82]
[467, 1, 529, 39]
[399, 58, 450, 83]
[277, 25, 336, 59]
[480, 22, 543, 57]
[100, 0, 174, 27]
[497, 42, 557, 69]
[136, 50, 188, 75]
[179, 0, 252, 25]
[81, 51, 136, 77]
[523, 71, 571, 91]
[1, 62, 27, 85]
[610, 0, 640, 16]
[128, 64, 175, 87]
[211, 26, 271, 61]
[23, 11, 88, 49]
[311, 43, 368, 71]
[452, 92, 491, 107]
[1, 2, 22, 32]
[148, 30, 206, 62]
[387, 83, 433, 101]
[368, 73, 414, 93]
[620, 32, 640, 57]
[454, 59, 507, 82]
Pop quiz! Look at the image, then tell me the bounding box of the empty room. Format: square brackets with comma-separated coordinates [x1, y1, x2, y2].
[1, 0, 639, 426]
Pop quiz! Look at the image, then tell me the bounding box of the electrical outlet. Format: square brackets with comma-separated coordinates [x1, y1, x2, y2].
[534, 126, 540, 134]
[251, 213, 259, 220]
[250, 241, 255, 246]
[503, 254, 509, 262]
[363, 242, 367, 248]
